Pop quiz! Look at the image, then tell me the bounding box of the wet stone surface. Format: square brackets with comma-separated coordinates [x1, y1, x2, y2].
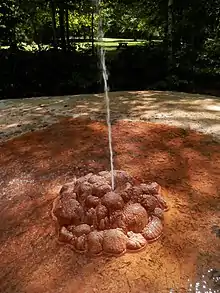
[52, 170, 169, 256]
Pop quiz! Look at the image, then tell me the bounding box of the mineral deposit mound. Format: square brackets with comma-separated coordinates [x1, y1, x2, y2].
[52, 170, 169, 256]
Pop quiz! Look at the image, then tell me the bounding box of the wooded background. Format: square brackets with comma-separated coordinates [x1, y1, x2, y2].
[0, 0, 220, 98]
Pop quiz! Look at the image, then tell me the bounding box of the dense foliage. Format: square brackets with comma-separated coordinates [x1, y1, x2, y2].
[0, 0, 220, 98]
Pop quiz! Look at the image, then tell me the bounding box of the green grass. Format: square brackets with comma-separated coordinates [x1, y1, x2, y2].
[0, 38, 164, 54]
[0, 38, 149, 52]
[80, 39, 146, 51]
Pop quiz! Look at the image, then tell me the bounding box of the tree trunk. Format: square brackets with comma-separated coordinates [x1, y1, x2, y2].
[50, 0, 58, 49]
[167, 0, 173, 72]
[10, 26, 18, 52]
[58, 2, 66, 51]
[65, 7, 70, 50]
[31, 18, 42, 51]
[91, 7, 95, 54]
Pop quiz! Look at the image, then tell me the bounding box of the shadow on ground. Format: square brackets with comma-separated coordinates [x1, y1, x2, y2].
[0, 90, 219, 142]
[0, 117, 219, 293]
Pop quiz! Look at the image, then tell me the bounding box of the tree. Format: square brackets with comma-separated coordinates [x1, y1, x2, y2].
[0, 0, 20, 49]
[58, 1, 66, 51]
[65, 5, 70, 49]
[50, 0, 58, 48]
[167, 0, 173, 72]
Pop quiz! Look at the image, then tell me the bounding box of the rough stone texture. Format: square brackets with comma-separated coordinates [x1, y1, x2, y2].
[142, 216, 163, 242]
[52, 170, 169, 256]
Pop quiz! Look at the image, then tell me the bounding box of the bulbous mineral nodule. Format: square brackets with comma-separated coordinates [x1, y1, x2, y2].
[52, 170, 168, 256]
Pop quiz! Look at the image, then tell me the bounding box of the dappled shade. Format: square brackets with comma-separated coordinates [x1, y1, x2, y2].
[0, 117, 219, 292]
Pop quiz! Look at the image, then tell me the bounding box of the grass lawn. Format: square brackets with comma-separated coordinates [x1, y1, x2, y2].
[0, 38, 153, 52]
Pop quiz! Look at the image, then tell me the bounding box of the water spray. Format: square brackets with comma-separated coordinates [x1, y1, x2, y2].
[95, 0, 115, 190]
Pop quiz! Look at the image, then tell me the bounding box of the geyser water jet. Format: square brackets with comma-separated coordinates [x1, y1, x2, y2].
[96, 0, 114, 190]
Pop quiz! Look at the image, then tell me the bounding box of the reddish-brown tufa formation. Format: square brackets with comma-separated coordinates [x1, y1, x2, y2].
[52, 170, 168, 256]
